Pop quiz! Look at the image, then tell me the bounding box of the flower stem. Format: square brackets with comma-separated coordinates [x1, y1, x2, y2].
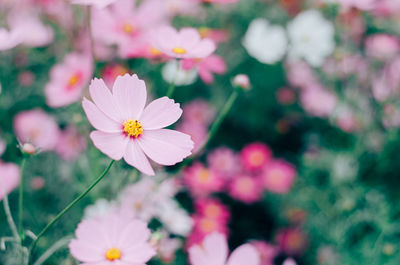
[2, 183, 19, 240]
[18, 156, 27, 241]
[29, 160, 115, 258]
[166, 60, 181, 98]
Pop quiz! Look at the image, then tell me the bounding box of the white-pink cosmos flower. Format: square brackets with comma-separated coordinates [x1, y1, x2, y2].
[151, 26, 216, 59]
[71, 0, 116, 8]
[189, 232, 260, 265]
[82, 74, 194, 175]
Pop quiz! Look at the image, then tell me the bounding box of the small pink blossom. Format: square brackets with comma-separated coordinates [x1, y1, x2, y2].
[14, 109, 60, 151]
[300, 85, 337, 117]
[151, 26, 216, 59]
[182, 99, 215, 126]
[45, 52, 93, 107]
[191, 216, 228, 240]
[176, 121, 207, 153]
[69, 213, 156, 264]
[229, 175, 263, 203]
[194, 198, 230, 222]
[0, 161, 20, 201]
[198, 28, 229, 44]
[336, 0, 375, 10]
[276, 87, 296, 105]
[207, 147, 239, 177]
[82, 74, 194, 175]
[261, 160, 296, 194]
[250, 241, 278, 265]
[365, 34, 400, 60]
[55, 126, 87, 161]
[275, 228, 307, 255]
[233, 74, 250, 90]
[183, 162, 225, 197]
[31, 177, 45, 190]
[189, 232, 260, 265]
[182, 55, 227, 84]
[240, 142, 272, 172]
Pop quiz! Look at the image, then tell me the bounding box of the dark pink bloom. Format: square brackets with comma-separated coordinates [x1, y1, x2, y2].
[229, 175, 263, 203]
[261, 160, 296, 194]
[183, 162, 225, 197]
[240, 142, 272, 172]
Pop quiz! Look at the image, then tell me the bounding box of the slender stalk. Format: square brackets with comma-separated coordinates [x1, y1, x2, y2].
[1, 183, 19, 240]
[166, 60, 181, 98]
[18, 157, 27, 241]
[32, 236, 72, 265]
[29, 160, 115, 257]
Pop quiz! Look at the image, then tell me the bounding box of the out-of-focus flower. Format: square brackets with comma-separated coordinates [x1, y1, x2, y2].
[157, 200, 193, 236]
[286, 61, 317, 89]
[300, 85, 337, 117]
[182, 99, 215, 126]
[229, 175, 263, 203]
[45, 52, 93, 107]
[207, 147, 239, 177]
[0, 28, 21, 51]
[287, 10, 334, 67]
[243, 18, 287, 64]
[55, 126, 87, 161]
[82, 74, 194, 175]
[22, 143, 36, 155]
[176, 121, 207, 153]
[189, 232, 260, 265]
[276, 87, 296, 105]
[261, 160, 296, 194]
[83, 199, 119, 220]
[283, 258, 297, 265]
[276, 228, 308, 255]
[182, 55, 226, 84]
[250, 241, 278, 265]
[183, 162, 225, 197]
[195, 198, 230, 222]
[151, 26, 216, 59]
[0, 161, 20, 201]
[365, 34, 400, 60]
[69, 214, 156, 264]
[158, 236, 182, 263]
[31, 177, 45, 190]
[162, 60, 198, 86]
[71, 0, 116, 8]
[240, 142, 272, 172]
[335, 0, 375, 10]
[101, 64, 131, 89]
[0, 137, 6, 156]
[14, 109, 60, 151]
[18, 71, 35, 87]
[233, 74, 251, 90]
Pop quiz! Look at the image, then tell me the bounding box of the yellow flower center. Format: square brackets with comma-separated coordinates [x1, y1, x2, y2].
[67, 73, 80, 88]
[123, 119, 143, 138]
[198, 169, 211, 183]
[150, 47, 163, 56]
[123, 23, 134, 34]
[172, 47, 186, 54]
[205, 204, 221, 218]
[249, 151, 264, 166]
[105, 248, 122, 261]
[200, 218, 216, 233]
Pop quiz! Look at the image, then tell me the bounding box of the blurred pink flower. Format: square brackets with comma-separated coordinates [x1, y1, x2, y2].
[189, 232, 260, 265]
[31, 177, 45, 190]
[182, 99, 215, 126]
[182, 55, 226, 84]
[0, 137, 6, 156]
[207, 147, 239, 177]
[0, 161, 20, 201]
[55, 126, 87, 161]
[14, 109, 60, 151]
[229, 175, 263, 203]
[69, 214, 156, 264]
[233, 74, 250, 90]
[373, 0, 400, 16]
[83, 74, 193, 175]
[365, 34, 400, 60]
[194, 198, 230, 222]
[176, 121, 207, 153]
[195, 0, 238, 3]
[71, 0, 116, 8]
[198, 28, 229, 44]
[300, 85, 337, 117]
[250, 241, 278, 265]
[0, 28, 21, 51]
[183, 162, 225, 197]
[283, 258, 297, 265]
[240, 142, 272, 172]
[45, 52, 93, 107]
[151, 26, 216, 59]
[336, 0, 375, 10]
[276, 228, 308, 255]
[286, 61, 317, 89]
[276, 87, 296, 105]
[261, 160, 296, 194]
[101, 64, 131, 89]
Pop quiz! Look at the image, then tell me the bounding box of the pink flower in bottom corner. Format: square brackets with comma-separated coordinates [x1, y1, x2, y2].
[82, 74, 194, 175]
[189, 232, 260, 265]
[0, 161, 20, 201]
[69, 214, 156, 265]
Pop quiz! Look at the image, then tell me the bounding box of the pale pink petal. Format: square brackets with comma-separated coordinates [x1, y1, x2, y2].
[140, 97, 182, 130]
[191, 39, 216, 58]
[227, 244, 260, 265]
[69, 239, 104, 262]
[198, 67, 214, 84]
[113, 74, 147, 120]
[89, 78, 123, 122]
[178, 28, 201, 48]
[123, 140, 154, 175]
[138, 129, 193, 166]
[188, 245, 209, 265]
[205, 55, 226, 74]
[82, 98, 121, 133]
[90, 131, 128, 160]
[123, 244, 156, 263]
[203, 232, 229, 265]
[116, 220, 151, 247]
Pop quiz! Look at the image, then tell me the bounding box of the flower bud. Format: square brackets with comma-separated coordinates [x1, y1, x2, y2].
[22, 143, 36, 155]
[233, 74, 250, 90]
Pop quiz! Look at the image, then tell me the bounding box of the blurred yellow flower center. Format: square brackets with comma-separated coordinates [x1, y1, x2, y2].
[198, 169, 210, 183]
[123, 23, 134, 34]
[67, 74, 80, 88]
[123, 119, 143, 138]
[172, 47, 186, 54]
[205, 204, 220, 218]
[249, 151, 264, 166]
[200, 218, 216, 232]
[150, 47, 163, 56]
[105, 248, 122, 261]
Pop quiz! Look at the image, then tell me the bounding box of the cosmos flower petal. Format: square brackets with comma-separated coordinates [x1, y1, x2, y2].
[140, 97, 183, 130]
[123, 140, 155, 175]
[178, 28, 201, 48]
[69, 239, 104, 262]
[123, 244, 157, 263]
[89, 78, 123, 122]
[113, 74, 147, 120]
[82, 98, 122, 133]
[203, 232, 229, 265]
[117, 220, 151, 247]
[138, 129, 193, 166]
[189, 245, 209, 265]
[90, 131, 129, 160]
[226, 244, 260, 265]
[191, 39, 216, 58]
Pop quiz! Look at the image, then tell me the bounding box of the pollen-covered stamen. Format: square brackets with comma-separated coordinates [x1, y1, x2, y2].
[105, 247, 122, 261]
[172, 47, 186, 54]
[123, 23, 134, 34]
[123, 119, 143, 138]
[67, 73, 82, 89]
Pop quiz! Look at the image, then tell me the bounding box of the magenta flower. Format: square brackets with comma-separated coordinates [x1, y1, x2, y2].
[69, 214, 156, 264]
[151, 26, 216, 59]
[189, 232, 260, 265]
[82, 74, 194, 175]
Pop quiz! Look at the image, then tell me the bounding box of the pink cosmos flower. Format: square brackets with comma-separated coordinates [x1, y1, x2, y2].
[0, 28, 21, 51]
[189, 232, 260, 265]
[55, 126, 87, 161]
[240, 143, 272, 172]
[183, 162, 225, 197]
[0, 161, 20, 201]
[45, 52, 93, 107]
[182, 55, 227, 84]
[261, 160, 296, 194]
[182, 99, 215, 126]
[228, 175, 263, 203]
[71, 0, 116, 8]
[82, 74, 193, 175]
[250, 241, 278, 265]
[198, 28, 229, 44]
[194, 198, 230, 222]
[194, 0, 238, 3]
[233, 74, 250, 90]
[300, 85, 337, 118]
[151, 26, 216, 59]
[365, 34, 400, 60]
[14, 109, 60, 151]
[275, 228, 307, 255]
[69, 213, 156, 264]
[101, 64, 131, 89]
[207, 147, 239, 177]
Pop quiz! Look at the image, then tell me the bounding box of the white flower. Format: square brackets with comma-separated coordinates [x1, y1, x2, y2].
[162, 60, 198, 86]
[287, 10, 335, 67]
[242, 18, 287, 64]
[83, 199, 118, 219]
[157, 200, 193, 236]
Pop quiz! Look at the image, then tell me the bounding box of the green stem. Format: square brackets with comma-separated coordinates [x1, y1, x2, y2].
[29, 160, 115, 258]
[18, 157, 27, 241]
[166, 60, 181, 98]
[2, 183, 19, 240]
